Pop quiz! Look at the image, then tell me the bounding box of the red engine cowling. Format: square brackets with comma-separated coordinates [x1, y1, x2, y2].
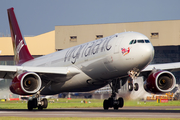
[10, 72, 42, 95]
[144, 70, 176, 94]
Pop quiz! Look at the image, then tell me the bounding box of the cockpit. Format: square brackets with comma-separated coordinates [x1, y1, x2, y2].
[129, 39, 150, 45]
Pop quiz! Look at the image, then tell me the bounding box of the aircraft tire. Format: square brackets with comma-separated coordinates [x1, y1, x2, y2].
[134, 83, 139, 91]
[32, 98, 37, 108]
[103, 99, 109, 110]
[108, 98, 113, 108]
[42, 98, 48, 108]
[38, 105, 43, 110]
[128, 84, 133, 91]
[114, 105, 118, 110]
[27, 100, 33, 110]
[118, 97, 124, 108]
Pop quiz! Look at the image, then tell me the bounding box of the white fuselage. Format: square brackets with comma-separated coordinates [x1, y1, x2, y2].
[22, 32, 154, 95]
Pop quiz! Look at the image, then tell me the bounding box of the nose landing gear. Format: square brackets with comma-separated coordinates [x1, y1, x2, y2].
[128, 79, 139, 91]
[128, 69, 140, 92]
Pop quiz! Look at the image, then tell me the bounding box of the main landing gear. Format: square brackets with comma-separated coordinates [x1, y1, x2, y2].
[27, 93, 48, 110]
[103, 78, 124, 110]
[27, 81, 51, 110]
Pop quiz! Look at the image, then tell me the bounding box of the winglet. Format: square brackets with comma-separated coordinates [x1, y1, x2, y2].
[7, 7, 34, 65]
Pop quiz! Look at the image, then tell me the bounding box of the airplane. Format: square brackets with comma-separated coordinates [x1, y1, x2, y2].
[1, 7, 177, 110]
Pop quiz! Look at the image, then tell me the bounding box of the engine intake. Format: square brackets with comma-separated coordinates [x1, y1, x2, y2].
[144, 70, 176, 94]
[10, 72, 42, 95]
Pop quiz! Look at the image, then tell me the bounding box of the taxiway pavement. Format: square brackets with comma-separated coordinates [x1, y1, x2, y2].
[0, 106, 180, 118]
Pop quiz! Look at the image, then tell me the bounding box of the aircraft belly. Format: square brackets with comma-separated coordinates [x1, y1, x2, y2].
[40, 71, 108, 95]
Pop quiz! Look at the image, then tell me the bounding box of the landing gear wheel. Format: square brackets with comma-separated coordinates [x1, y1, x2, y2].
[27, 98, 37, 110]
[118, 97, 124, 108]
[114, 105, 118, 110]
[38, 105, 43, 110]
[103, 97, 124, 110]
[108, 97, 113, 108]
[27, 100, 33, 110]
[42, 98, 48, 108]
[103, 99, 109, 110]
[134, 83, 139, 91]
[32, 98, 37, 108]
[37, 98, 48, 110]
[128, 84, 133, 91]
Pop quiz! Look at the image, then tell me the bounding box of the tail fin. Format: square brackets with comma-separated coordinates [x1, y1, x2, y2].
[7, 7, 34, 65]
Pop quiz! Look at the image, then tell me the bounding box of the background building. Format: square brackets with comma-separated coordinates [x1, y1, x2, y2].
[55, 20, 180, 49]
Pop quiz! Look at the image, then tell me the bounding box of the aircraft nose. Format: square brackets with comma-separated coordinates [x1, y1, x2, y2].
[138, 44, 154, 68]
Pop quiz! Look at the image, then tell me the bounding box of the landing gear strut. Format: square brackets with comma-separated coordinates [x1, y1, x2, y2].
[103, 78, 124, 110]
[27, 81, 51, 110]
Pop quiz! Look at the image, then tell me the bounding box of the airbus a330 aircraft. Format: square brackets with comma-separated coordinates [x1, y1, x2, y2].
[1, 7, 177, 110]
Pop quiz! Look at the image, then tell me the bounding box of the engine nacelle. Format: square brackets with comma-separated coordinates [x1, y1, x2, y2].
[10, 72, 42, 95]
[144, 70, 176, 94]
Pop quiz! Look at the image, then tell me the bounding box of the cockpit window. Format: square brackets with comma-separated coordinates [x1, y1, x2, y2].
[137, 40, 144, 43]
[129, 40, 137, 44]
[129, 40, 134, 44]
[130, 39, 150, 45]
[145, 40, 150, 43]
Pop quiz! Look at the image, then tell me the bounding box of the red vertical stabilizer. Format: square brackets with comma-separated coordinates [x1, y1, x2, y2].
[7, 7, 34, 65]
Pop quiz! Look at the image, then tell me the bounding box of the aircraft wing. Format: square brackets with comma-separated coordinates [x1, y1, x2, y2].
[142, 62, 180, 72]
[0, 65, 80, 82]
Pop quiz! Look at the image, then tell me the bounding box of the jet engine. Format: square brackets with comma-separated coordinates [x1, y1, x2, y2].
[144, 70, 176, 94]
[10, 72, 42, 95]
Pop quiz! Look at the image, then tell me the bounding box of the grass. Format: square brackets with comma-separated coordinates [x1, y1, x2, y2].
[0, 98, 180, 109]
[0, 99, 103, 109]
